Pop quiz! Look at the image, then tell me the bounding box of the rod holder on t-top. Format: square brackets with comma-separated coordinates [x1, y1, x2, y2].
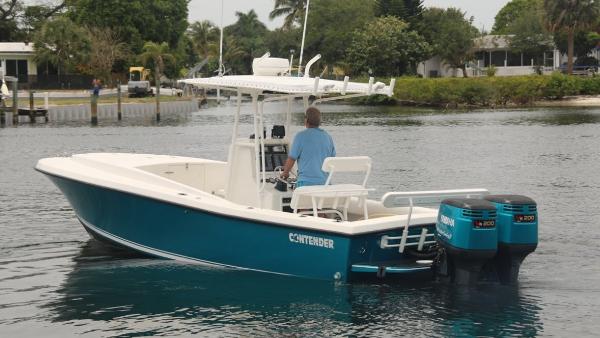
[304, 54, 321, 78]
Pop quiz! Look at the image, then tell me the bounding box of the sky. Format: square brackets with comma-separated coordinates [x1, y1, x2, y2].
[188, 0, 509, 32]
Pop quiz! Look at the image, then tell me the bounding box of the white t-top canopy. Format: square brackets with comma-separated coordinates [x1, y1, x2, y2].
[180, 75, 394, 97]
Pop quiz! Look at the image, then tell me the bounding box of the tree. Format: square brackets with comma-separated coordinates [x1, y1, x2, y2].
[492, 0, 541, 34]
[140, 41, 175, 121]
[266, 27, 302, 61]
[83, 27, 130, 85]
[304, 0, 375, 68]
[505, 2, 553, 67]
[543, 0, 600, 74]
[554, 31, 600, 60]
[0, 0, 23, 41]
[1, 0, 66, 41]
[223, 36, 246, 71]
[188, 20, 219, 60]
[346, 16, 431, 76]
[224, 10, 269, 74]
[33, 17, 91, 80]
[67, 0, 189, 53]
[374, 0, 424, 26]
[21, 1, 67, 39]
[419, 8, 479, 77]
[269, 0, 307, 30]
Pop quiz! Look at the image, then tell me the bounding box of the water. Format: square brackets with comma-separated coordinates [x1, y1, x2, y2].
[1, 104, 600, 337]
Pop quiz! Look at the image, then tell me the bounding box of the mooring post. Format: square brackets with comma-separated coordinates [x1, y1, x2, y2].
[12, 81, 18, 124]
[91, 93, 98, 125]
[155, 78, 161, 122]
[117, 80, 122, 120]
[29, 91, 35, 123]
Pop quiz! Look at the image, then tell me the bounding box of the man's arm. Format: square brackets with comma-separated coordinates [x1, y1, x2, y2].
[281, 157, 296, 179]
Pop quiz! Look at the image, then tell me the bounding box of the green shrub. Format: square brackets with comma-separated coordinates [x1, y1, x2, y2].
[458, 79, 493, 105]
[543, 72, 582, 99]
[579, 77, 600, 95]
[486, 65, 497, 77]
[390, 74, 589, 107]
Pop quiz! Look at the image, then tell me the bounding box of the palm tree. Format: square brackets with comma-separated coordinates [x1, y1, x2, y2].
[230, 10, 267, 37]
[139, 41, 175, 122]
[223, 36, 247, 68]
[544, 0, 600, 75]
[269, 0, 307, 30]
[188, 20, 219, 60]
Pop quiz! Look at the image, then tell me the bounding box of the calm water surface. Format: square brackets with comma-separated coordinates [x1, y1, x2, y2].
[1, 103, 599, 337]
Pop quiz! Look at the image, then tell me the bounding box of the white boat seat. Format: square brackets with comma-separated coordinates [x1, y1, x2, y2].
[290, 156, 373, 220]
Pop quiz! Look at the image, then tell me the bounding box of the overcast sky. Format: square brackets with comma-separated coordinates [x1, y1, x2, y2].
[188, 0, 509, 32]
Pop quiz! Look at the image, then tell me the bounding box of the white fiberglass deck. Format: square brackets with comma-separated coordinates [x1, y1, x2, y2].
[36, 153, 440, 236]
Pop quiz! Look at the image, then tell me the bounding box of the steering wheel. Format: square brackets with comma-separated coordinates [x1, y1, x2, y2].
[274, 166, 297, 184]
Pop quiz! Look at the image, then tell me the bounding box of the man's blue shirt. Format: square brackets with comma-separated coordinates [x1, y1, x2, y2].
[289, 127, 336, 186]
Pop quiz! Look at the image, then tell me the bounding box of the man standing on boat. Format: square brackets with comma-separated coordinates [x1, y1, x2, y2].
[281, 107, 336, 187]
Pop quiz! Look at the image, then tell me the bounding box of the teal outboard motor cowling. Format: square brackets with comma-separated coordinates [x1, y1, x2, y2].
[484, 195, 538, 285]
[436, 198, 498, 285]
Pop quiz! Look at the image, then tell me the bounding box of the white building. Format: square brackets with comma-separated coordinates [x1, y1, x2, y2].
[418, 35, 562, 78]
[0, 42, 37, 85]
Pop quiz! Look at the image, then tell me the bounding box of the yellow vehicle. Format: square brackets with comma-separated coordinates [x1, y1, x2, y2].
[127, 67, 153, 97]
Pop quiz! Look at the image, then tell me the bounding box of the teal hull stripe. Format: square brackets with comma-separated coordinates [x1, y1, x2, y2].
[351, 264, 431, 274]
[80, 217, 296, 277]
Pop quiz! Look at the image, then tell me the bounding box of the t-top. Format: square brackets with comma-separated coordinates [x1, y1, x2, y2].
[289, 127, 336, 186]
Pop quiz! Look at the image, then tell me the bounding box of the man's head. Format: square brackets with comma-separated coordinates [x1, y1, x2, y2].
[305, 107, 321, 128]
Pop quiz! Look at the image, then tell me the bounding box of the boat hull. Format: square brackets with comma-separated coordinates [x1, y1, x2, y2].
[44, 172, 434, 281]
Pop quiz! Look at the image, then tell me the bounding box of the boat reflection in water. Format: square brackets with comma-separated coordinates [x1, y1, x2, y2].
[46, 240, 543, 337]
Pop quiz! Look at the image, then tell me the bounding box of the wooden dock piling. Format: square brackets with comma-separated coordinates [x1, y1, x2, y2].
[29, 91, 35, 123]
[155, 79, 161, 122]
[117, 80, 122, 120]
[12, 81, 17, 124]
[91, 94, 98, 125]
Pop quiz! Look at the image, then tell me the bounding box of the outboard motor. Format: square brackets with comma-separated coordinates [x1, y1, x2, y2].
[484, 195, 538, 285]
[436, 198, 498, 285]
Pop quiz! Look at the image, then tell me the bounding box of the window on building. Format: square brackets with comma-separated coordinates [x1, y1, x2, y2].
[17, 60, 27, 76]
[491, 51, 506, 67]
[6, 59, 17, 76]
[522, 52, 536, 66]
[544, 51, 554, 67]
[5, 59, 28, 81]
[474, 52, 486, 68]
[507, 52, 522, 67]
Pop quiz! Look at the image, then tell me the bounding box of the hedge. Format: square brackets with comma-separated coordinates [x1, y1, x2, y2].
[391, 73, 600, 107]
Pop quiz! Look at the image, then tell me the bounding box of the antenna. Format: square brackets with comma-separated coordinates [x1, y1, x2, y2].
[298, 0, 310, 77]
[218, 0, 224, 103]
[219, 0, 224, 77]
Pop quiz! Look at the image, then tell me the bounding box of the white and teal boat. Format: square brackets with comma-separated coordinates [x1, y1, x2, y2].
[36, 58, 538, 283]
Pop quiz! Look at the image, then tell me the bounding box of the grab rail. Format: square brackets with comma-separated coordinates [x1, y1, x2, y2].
[381, 189, 489, 253]
[380, 228, 436, 251]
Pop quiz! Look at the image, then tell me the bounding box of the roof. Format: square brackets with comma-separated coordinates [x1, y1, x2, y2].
[0, 42, 34, 54]
[180, 75, 394, 96]
[473, 35, 513, 50]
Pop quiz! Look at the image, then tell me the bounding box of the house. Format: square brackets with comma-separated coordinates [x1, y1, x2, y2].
[418, 35, 562, 78]
[0, 42, 37, 85]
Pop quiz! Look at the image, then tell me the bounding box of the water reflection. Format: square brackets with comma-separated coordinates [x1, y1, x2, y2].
[500, 108, 600, 126]
[46, 241, 543, 337]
